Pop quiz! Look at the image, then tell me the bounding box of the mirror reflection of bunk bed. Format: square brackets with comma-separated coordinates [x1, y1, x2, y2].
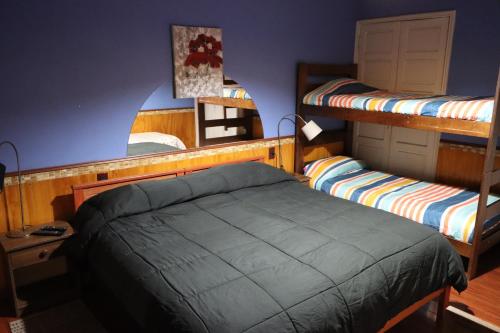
[196, 78, 263, 147]
[294, 63, 500, 279]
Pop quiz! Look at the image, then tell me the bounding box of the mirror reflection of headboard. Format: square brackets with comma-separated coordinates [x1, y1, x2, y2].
[130, 109, 196, 149]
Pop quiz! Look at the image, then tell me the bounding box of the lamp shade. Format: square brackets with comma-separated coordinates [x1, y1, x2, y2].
[301, 120, 322, 141]
[0, 163, 5, 192]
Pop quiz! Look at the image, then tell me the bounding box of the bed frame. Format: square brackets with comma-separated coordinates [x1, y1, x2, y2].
[294, 62, 500, 280]
[71, 156, 451, 331]
[196, 80, 259, 147]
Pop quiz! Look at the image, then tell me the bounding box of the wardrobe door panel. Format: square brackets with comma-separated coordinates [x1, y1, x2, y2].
[353, 122, 391, 171]
[396, 17, 451, 94]
[388, 127, 440, 181]
[357, 22, 400, 91]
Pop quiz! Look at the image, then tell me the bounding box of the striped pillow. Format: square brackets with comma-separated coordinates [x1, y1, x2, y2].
[304, 156, 367, 190]
[303, 78, 378, 105]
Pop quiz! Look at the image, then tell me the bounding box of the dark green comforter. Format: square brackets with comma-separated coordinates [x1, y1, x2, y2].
[72, 162, 467, 333]
[127, 142, 180, 156]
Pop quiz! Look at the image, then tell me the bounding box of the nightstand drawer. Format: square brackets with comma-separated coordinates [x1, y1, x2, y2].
[10, 241, 64, 269]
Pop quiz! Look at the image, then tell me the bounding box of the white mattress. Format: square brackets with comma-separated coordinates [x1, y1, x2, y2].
[128, 132, 186, 150]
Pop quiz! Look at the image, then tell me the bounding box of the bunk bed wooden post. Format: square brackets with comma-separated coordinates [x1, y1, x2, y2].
[196, 99, 207, 147]
[468, 70, 500, 279]
[294, 63, 309, 173]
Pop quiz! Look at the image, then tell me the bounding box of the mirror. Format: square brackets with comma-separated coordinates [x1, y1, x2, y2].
[128, 77, 263, 156]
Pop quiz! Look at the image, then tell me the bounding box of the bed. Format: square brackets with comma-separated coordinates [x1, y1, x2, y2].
[223, 86, 252, 100]
[127, 132, 187, 156]
[305, 156, 500, 244]
[71, 161, 466, 332]
[294, 63, 500, 279]
[303, 80, 494, 123]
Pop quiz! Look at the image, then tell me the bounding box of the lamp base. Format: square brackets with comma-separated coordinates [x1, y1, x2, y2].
[6, 229, 30, 238]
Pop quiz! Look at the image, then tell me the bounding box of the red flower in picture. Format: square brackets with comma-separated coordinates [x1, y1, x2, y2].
[184, 33, 223, 68]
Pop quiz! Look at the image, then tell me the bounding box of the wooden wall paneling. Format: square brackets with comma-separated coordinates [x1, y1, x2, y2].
[130, 109, 196, 148]
[436, 142, 500, 192]
[303, 142, 344, 165]
[252, 115, 264, 139]
[0, 139, 296, 233]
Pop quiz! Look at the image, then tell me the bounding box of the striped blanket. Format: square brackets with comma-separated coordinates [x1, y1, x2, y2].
[303, 79, 494, 122]
[315, 168, 499, 243]
[223, 87, 252, 100]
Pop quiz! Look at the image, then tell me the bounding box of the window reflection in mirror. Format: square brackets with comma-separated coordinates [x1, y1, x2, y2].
[128, 77, 263, 157]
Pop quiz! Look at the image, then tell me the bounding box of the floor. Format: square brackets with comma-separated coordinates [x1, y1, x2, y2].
[449, 243, 500, 326]
[0, 244, 497, 333]
[388, 242, 500, 332]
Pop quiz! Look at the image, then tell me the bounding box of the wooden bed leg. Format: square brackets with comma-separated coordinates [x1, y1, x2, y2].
[467, 253, 479, 280]
[344, 121, 353, 156]
[436, 286, 450, 331]
[468, 72, 500, 281]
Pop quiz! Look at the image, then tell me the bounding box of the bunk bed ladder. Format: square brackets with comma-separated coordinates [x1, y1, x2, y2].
[469, 70, 500, 279]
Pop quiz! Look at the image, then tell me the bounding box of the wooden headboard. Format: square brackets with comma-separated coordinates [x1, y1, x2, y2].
[294, 63, 358, 173]
[130, 109, 196, 148]
[72, 156, 264, 211]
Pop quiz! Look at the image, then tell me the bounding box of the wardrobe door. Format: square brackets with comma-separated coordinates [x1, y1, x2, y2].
[396, 17, 452, 94]
[356, 21, 400, 91]
[388, 127, 440, 181]
[352, 122, 391, 171]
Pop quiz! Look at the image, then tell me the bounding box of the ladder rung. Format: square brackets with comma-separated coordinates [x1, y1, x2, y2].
[491, 170, 500, 186]
[486, 200, 500, 220]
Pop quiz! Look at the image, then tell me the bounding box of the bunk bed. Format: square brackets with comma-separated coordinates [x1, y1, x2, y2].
[196, 79, 262, 146]
[294, 63, 500, 279]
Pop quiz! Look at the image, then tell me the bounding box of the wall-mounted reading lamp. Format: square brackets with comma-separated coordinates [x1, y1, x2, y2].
[0, 141, 29, 238]
[277, 114, 322, 170]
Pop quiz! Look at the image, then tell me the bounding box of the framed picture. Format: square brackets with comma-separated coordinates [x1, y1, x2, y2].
[171, 25, 223, 98]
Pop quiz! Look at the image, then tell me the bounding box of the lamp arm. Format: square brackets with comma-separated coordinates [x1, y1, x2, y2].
[0, 141, 26, 231]
[280, 113, 307, 125]
[277, 116, 298, 170]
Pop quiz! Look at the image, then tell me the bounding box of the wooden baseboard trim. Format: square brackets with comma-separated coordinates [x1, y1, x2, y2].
[446, 306, 500, 333]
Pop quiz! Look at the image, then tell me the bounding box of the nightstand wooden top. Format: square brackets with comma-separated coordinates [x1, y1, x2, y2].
[0, 221, 74, 253]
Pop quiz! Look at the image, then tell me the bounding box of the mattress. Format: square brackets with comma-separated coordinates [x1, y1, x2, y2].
[313, 168, 500, 243]
[72, 163, 466, 332]
[128, 132, 186, 149]
[127, 132, 187, 156]
[303, 89, 494, 123]
[223, 87, 252, 100]
[127, 142, 180, 156]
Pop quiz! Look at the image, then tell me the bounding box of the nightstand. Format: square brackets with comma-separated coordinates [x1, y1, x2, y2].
[293, 173, 311, 185]
[0, 221, 79, 316]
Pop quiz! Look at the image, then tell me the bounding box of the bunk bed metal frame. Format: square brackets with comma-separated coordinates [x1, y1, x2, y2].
[294, 63, 500, 279]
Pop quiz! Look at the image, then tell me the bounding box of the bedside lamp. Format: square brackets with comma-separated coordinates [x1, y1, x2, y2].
[277, 114, 322, 170]
[0, 141, 29, 238]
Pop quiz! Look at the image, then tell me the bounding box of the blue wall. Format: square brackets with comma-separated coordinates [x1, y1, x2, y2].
[0, 0, 358, 171]
[1, 0, 499, 171]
